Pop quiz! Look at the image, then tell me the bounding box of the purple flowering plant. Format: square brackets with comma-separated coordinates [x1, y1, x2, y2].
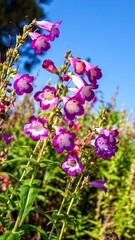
[0, 16, 123, 240]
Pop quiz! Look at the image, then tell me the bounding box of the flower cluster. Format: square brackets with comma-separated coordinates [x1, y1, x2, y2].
[29, 20, 62, 54]
[10, 18, 119, 180]
[91, 128, 119, 159]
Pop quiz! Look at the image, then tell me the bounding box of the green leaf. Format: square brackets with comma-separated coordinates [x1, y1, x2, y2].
[0, 231, 21, 240]
[0, 194, 8, 203]
[21, 224, 47, 239]
[3, 158, 39, 166]
[19, 180, 40, 226]
[6, 233, 20, 240]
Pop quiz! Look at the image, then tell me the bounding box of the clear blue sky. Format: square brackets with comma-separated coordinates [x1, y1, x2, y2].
[33, 0, 135, 117]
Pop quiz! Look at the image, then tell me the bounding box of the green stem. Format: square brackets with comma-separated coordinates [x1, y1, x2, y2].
[48, 177, 74, 240]
[58, 174, 84, 240]
[12, 139, 47, 233]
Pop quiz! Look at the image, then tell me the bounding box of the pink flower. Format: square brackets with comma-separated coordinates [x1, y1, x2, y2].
[42, 59, 57, 73]
[52, 126, 76, 153]
[34, 86, 59, 110]
[0, 102, 5, 112]
[61, 154, 83, 175]
[70, 57, 102, 83]
[29, 32, 50, 54]
[36, 20, 62, 41]
[0, 173, 12, 191]
[23, 116, 48, 141]
[70, 58, 86, 75]
[13, 74, 34, 95]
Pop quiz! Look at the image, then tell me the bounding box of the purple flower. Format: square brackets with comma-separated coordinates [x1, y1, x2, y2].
[89, 178, 108, 192]
[34, 86, 59, 110]
[61, 154, 83, 175]
[0, 132, 14, 145]
[23, 116, 48, 141]
[62, 115, 75, 128]
[13, 74, 34, 95]
[70, 75, 95, 104]
[36, 20, 62, 41]
[52, 126, 76, 152]
[63, 96, 84, 121]
[91, 128, 119, 160]
[29, 32, 50, 54]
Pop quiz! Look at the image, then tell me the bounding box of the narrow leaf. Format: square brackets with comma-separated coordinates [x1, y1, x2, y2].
[19, 180, 40, 226]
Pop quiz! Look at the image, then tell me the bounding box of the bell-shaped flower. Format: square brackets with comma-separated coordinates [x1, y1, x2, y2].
[63, 96, 84, 121]
[36, 20, 62, 41]
[70, 57, 86, 75]
[82, 60, 102, 83]
[61, 153, 83, 175]
[91, 128, 119, 160]
[0, 132, 14, 145]
[70, 75, 95, 104]
[52, 126, 76, 152]
[42, 59, 58, 73]
[13, 74, 34, 95]
[23, 116, 48, 141]
[70, 57, 102, 83]
[89, 178, 108, 192]
[29, 32, 50, 54]
[62, 115, 75, 128]
[34, 86, 59, 110]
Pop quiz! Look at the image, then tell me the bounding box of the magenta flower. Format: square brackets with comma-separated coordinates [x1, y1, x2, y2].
[70, 58, 86, 75]
[62, 115, 75, 128]
[34, 86, 59, 110]
[0, 102, 5, 112]
[36, 20, 62, 41]
[89, 178, 108, 192]
[63, 96, 84, 120]
[70, 57, 102, 83]
[61, 74, 70, 82]
[42, 59, 57, 73]
[52, 126, 76, 152]
[70, 75, 95, 104]
[82, 60, 102, 83]
[13, 74, 34, 95]
[29, 32, 50, 54]
[0, 132, 14, 145]
[61, 154, 83, 175]
[91, 128, 119, 160]
[23, 116, 48, 141]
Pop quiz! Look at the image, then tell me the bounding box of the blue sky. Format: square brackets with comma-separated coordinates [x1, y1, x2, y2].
[33, 0, 135, 117]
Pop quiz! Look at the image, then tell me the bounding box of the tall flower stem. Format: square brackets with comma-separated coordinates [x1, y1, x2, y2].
[12, 139, 47, 233]
[58, 174, 84, 240]
[48, 177, 74, 240]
